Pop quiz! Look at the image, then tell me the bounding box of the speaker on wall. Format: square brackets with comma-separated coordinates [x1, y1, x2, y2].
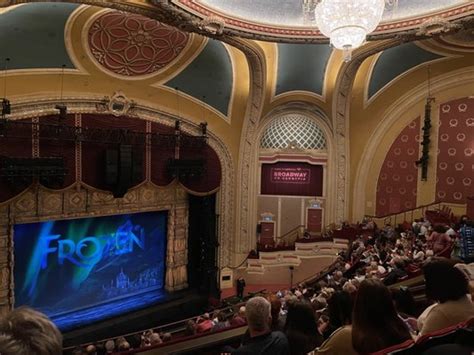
[104, 144, 143, 198]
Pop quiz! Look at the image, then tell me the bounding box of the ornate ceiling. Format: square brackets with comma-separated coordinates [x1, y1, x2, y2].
[169, 0, 473, 41]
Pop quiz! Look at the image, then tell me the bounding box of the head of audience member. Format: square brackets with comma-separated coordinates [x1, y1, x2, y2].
[0, 306, 62, 355]
[284, 300, 321, 354]
[104, 340, 115, 354]
[424, 259, 469, 303]
[352, 279, 411, 354]
[125, 334, 142, 349]
[267, 294, 283, 330]
[117, 341, 130, 351]
[185, 319, 196, 336]
[327, 291, 353, 331]
[238, 306, 246, 318]
[391, 287, 416, 317]
[162, 332, 172, 342]
[149, 332, 162, 346]
[245, 296, 272, 337]
[85, 344, 97, 355]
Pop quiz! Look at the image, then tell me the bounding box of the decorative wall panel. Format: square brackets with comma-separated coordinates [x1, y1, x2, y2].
[436, 97, 474, 203]
[376, 117, 420, 216]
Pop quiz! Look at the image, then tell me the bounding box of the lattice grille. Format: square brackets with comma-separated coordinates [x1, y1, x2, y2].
[260, 114, 327, 150]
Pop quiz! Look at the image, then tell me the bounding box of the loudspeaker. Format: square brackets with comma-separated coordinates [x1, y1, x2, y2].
[105, 149, 118, 186]
[104, 145, 142, 198]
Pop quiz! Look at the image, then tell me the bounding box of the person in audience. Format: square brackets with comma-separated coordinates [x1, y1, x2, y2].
[383, 257, 408, 286]
[427, 225, 452, 254]
[196, 313, 213, 333]
[0, 306, 62, 355]
[352, 279, 412, 353]
[268, 294, 285, 331]
[212, 311, 230, 331]
[125, 333, 142, 349]
[284, 300, 322, 355]
[418, 259, 474, 336]
[232, 296, 289, 354]
[230, 306, 246, 327]
[117, 341, 130, 351]
[104, 340, 115, 354]
[391, 286, 418, 335]
[149, 332, 162, 346]
[162, 332, 172, 342]
[185, 319, 197, 336]
[323, 291, 353, 339]
[84, 344, 97, 355]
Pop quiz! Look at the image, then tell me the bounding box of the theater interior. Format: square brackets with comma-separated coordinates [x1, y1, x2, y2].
[0, 1, 473, 354]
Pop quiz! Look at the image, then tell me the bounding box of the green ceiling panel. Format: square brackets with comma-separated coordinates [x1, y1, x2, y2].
[276, 43, 332, 96]
[368, 43, 444, 99]
[165, 39, 233, 117]
[0, 2, 78, 70]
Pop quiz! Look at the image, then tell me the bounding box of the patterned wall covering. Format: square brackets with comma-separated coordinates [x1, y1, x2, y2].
[376, 117, 420, 216]
[276, 44, 331, 96]
[368, 43, 443, 100]
[165, 39, 233, 116]
[0, 3, 78, 69]
[436, 97, 474, 203]
[88, 11, 189, 76]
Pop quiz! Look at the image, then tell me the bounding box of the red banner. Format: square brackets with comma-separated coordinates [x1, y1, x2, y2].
[261, 162, 323, 196]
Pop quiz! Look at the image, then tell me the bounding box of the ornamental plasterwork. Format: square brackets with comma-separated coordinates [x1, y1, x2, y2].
[4, 95, 235, 269]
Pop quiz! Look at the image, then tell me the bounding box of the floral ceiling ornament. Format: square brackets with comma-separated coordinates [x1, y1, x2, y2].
[88, 11, 189, 77]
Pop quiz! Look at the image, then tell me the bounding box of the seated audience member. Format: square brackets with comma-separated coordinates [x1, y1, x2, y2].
[284, 300, 322, 355]
[85, 344, 97, 355]
[104, 340, 115, 354]
[352, 279, 412, 354]
[230, 306, 246, 326]
[0, 306, 62, 355]
[268, 294, 285, 331]
[212, 311, 230, 331]
[196, 313, 213, 333]
[323, 291, 352, 339]
[427, 225, 452, 254]
[117, 341, 130, 351]
[315, 291, 356, 355]
[125, 334, 142, 349]
[232, 296, 289, 354]
[185, 319, 197, 336]
[383, 257, 408, 286]
[418, 259, 474, 336]
[149, 332, 162, 346]
[392, 287, 418, 335]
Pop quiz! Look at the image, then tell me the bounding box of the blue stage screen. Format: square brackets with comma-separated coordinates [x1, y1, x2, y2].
[14, 211, 168, 331]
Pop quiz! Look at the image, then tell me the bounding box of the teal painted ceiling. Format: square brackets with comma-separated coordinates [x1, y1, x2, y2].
[165, 39, 233, 117]
[368, 43, 445, 99]
[0, 3, 78, 70]
[276, 43, 332, 97]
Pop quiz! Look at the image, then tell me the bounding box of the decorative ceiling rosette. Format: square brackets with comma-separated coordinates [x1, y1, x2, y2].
[88, 11, 189, 77]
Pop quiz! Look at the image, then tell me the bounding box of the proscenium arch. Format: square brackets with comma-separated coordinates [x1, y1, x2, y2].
[4, 96, 235, 271]
[249, 102, 336, 248]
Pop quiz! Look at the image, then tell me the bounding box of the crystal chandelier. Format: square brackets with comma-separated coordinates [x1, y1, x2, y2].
[313, 0, 386, 61]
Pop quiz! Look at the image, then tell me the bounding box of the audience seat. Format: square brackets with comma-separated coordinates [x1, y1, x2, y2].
[370, 339, 416, 355]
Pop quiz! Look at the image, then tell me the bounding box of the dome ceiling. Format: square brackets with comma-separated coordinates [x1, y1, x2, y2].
[171, 0, 472, 40]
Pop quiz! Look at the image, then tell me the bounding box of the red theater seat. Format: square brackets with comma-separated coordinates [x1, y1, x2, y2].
[370, 339, 416, 355]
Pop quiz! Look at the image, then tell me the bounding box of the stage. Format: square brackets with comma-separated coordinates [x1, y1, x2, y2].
[62, 289, 208, 347]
